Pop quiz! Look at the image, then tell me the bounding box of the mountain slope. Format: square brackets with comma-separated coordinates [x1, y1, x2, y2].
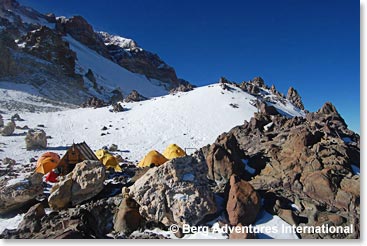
[0, 0, 190, 105]
[0, 83, 304, 164]
[66, 35, 168, 99]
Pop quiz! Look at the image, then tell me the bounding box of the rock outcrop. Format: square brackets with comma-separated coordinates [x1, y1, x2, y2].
[19, 26, 77, 76]
[129, 153, 217, 227]
[202, 133, 245, 190]
[48, 160, 106, 210]
[0, 33, 17, 77]
[56, 16, 109, 58]
[25, 129, 47, 150]
[0, 173, 43, 214]
[286, 86, 304, 110]
[226, 175, 261, 226]
[217, 102, 359, 239]
[81, 97, 107, 108]
[99, 31, 181, 89]
[1, 196, 120, 239]
[124, 90, 147, 103]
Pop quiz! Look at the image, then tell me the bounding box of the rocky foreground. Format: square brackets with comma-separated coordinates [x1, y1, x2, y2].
[0, 99, 359, 239]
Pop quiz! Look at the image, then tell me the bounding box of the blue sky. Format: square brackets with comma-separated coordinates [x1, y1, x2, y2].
[19, 0, 360, 132]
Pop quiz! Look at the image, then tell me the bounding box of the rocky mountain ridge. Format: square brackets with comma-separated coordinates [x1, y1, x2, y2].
[0, 0, 191, 105]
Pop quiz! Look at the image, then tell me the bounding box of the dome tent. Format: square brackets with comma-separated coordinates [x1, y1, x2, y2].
[35, 152, 60, 175]
[138, 150, 168, 168]
[95, 149, 122, 172]
[162, 144, 186, 160]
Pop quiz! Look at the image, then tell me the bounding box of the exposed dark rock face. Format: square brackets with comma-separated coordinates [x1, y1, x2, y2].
[99, 32, 181, 90]
[19, 26, 77, 76]
[55, 16, 109, 58]
[0, 31, 17, 77]
[251, 77, 265, 88]
[1, 196, 121, 239]
[81, 97, 108, 108]
[85, 69, 97, 88]
[124, 90, 147, 103]
[287, 86, 305, 110]
[170, 81, 194, 93]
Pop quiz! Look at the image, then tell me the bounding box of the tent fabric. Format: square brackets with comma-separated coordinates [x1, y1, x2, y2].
[95, 149, 122, 172]
[162, 144, 186, 160]
[35, 152, 60, 175]
[138, 150, 168, 168]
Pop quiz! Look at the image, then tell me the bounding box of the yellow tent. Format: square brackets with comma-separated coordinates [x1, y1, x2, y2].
[35, 152, 60, 174]
[162, 144, 186, 160]
[95, 149, 122, 172]
[138, 150, 168, 168]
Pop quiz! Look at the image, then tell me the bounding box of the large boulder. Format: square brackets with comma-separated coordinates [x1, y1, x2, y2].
[129, 153, 217, 227]
[0, 173, 43, 214]
[25, 129, 47, 150]
[203, 133, 245, 189]
[226, 175, 261, 226]
[48, 160, 106, 210]
[114, 190, 144, 235]
[1, 121, 15, 136]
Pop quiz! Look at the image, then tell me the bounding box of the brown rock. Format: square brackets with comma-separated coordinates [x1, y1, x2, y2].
[303, 170, 335, 205]
[260, 102, 279, 116]
[124, 90, 147, 103]
[114, 197, 144, 235]
[204, 133, 245, 189]
[286, 86, 304, 110]
[340, 176, 360, 197]
[226, 175, 261, 226]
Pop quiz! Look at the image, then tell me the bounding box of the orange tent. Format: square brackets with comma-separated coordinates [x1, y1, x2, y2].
[35, 152, 60, 174]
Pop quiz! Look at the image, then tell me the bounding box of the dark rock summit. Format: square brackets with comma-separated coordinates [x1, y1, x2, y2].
[287, 86, 305, 110]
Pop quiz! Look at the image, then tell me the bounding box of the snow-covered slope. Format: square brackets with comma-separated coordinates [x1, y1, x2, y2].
[66, 35, 169, 98]
[0, 83, 304, 164]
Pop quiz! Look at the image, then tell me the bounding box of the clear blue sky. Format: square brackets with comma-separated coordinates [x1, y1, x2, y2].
[19, 0, 360, 133]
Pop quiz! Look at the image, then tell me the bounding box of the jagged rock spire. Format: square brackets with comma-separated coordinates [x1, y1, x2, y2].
[286, 86, 304, 110]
